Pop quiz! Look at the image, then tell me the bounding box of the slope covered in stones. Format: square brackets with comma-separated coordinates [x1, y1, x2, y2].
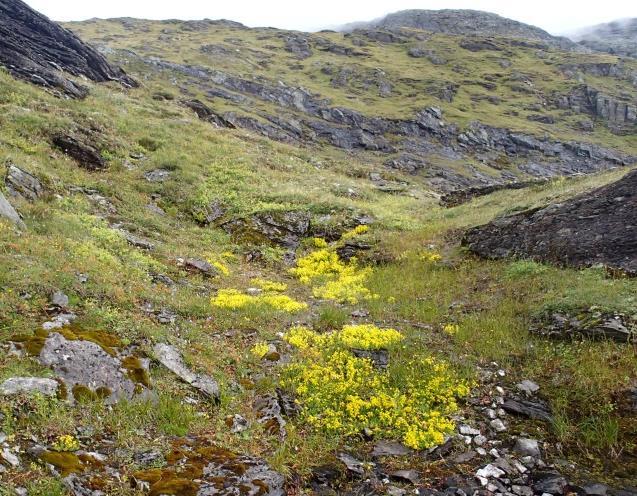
[0, 4, 636, 496]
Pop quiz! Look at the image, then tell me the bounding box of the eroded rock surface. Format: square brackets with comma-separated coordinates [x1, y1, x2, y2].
[463, 170, 637, 275]
[0, 0, 137, 97]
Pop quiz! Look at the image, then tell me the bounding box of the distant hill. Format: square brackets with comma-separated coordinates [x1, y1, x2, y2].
[342, 9, 577, 49]
[573, 18, 637, 58]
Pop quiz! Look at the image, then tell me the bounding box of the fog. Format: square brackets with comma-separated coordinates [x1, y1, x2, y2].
[25, 0, 637, 35]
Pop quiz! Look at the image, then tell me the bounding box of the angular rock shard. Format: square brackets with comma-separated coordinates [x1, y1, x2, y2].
[154, 343, 220, 401]
[0, 191, 26, 229]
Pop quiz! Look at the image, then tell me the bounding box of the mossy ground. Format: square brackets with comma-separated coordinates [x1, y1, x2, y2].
[0, 19, 636, 494]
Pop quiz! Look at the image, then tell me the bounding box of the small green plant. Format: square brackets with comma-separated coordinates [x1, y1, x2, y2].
[505, 260, 548, 279]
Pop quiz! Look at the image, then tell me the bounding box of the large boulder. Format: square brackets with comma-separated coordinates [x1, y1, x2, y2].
[0, 0, 137, 98]
[221, 210, 311, 249]
[463, 170, 637, 275]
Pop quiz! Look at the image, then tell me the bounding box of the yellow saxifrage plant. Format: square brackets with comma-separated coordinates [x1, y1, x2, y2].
[212, 289, 307, 313]
[52, 435, 80, 452]
[282, 325, 470, 449]
[290, 227, 377, 304]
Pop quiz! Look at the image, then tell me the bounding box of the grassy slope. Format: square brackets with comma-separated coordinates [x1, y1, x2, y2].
[0, 20, 635, 495]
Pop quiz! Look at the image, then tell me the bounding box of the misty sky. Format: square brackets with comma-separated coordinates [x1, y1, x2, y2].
[25, 0, 637, 35]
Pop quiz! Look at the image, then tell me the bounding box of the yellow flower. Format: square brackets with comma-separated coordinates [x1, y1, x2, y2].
[251, 341, 270, 359]
[443, 323, 459, 335]
[52, 435, 80, 452]
[251, 278, 288, 292]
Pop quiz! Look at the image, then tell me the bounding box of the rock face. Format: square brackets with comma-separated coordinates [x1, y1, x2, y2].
[0, 377, 59, 397]
[5, 165, 43, 201]
[463, 170, 637, 275]
[574, 18, 637, 58]
[0, 0, 137, 98]
[222, 210, 311, 249]
[52, 134, 107, 170]
[357, 9, 575, 49]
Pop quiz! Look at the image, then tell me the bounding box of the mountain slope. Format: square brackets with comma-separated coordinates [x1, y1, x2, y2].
[574, 18, 637, 58]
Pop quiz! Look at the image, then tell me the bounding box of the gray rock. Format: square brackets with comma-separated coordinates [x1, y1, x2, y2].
[390, 469, 420, 484]
[227, 414, 249, 433]
[39, 332, 145, 404]
[476, 464, 505, 479]
[337, 452, 367, 475]
[5, 165, 43, 201]
[532, 472, 568, 495]
[517, 380, 540, 395]
[460, 424, 481, 436]
[0, 377, 59, 397]
[0, 191, 25, 229]
[0, 448, 19, 467]
[144, 169, 172, 182]
[183, 258, 217, 276]
[371, 440, 413, 457]
[221, 210, 311, 249]
[52, 134, 107, 171]
[514, 438, 541, 457]
[50, 290, 69, 309]
[490, 419, 507, 432]
[583, 483, 609, 496]
[154, 343, 220, 401]
[122, 231, 155, 250]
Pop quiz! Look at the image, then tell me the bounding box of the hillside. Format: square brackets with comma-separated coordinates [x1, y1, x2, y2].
[574, 18, 637, 59]
[0, 2, 636, 495]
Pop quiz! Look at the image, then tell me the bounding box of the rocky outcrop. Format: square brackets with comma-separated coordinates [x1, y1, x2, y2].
[352, 9, 576, 50]
[553, 85, 637, 134]
[5, 165, 43, 201]
[52, 134, 107, 170]
[221, 210, 311, 249]
[532, 309, 635, 343]
[463, 170, 637, 275]
[0, 0, 137, 98]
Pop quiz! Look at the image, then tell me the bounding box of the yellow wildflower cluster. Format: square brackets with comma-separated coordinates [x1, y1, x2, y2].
[284, 324, 402, 352]
[212, 261, 231, 276]
[251, 341, 270, 359]
[251, 278, 288, 292]
[341, 225, 369, 240]
[212, 289, 307, 313]
[52, 435, 80, 452]
[420, 250, 442, 263]
[291, 228, 377, 304]
[282, 330, 470, 449]
[443, 323, 459, 335]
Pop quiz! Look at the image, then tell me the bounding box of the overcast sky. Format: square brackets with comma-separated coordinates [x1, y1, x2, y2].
[25, 0, 637, 35]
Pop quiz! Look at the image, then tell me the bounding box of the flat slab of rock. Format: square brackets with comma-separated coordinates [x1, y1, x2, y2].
[463, 170, 637, 276]
[39, 332, 143, 404]
[154, 343, 220, 401]
[52, 134, 107, 171]
[502, 397, 553, 422]
[532, 310, 635, 343]
[0, 377, 58, 397]
[0, 191, 25, 229]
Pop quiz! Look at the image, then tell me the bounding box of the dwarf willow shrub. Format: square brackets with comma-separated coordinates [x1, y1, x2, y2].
[282, 325, 470, 449]
[290, 227, 377, 304]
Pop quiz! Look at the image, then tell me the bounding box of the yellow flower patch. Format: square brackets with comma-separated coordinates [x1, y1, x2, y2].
[251, 278, 288, 292]
[282, 327, 470, 449]
[211, 289, 307, 313]
[52, 435, 80, 452]
[251, 342, 270, 359]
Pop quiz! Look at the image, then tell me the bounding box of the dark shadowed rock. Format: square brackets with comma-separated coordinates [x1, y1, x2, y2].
[5, 165, 43, 201]
[463, 170, 637, 275]
[502, 397, 553, 422]
[181, 99, 237, 128]
[52, 134, 107, 170]
[0, 0, 137, 98]
[284, 33, 313, 59]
